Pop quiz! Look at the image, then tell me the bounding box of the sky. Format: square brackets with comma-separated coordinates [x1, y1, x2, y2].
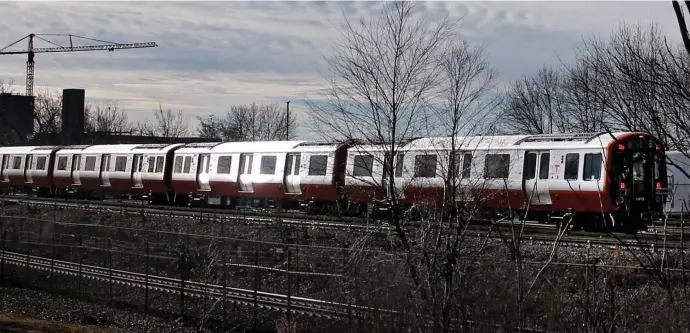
[0, 1, 682, 139]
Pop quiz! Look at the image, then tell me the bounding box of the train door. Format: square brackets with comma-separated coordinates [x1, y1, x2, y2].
[24, 154, 34, 183]
[196, 154, 211, 191]
[523, 151, 552, 205]
[0, 155, 7, 182]
[131, 154, 144, 188]
[237, 153, 254, 192]
[100, 154, 111, 187]
[71, 154, 82, 185]
[283, 153, 301, 194]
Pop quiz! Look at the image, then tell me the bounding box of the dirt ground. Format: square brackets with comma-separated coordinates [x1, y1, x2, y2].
[0, 312, 110, 333]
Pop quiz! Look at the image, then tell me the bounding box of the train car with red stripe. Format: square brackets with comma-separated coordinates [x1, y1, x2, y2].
[170, 141, 308, 207]
[0, 146, 59, 194]
[343, 132, 669, 231]
[0, 130, 671, 232]
[169, 140, 357, 210]
[52, 143, 183, 200]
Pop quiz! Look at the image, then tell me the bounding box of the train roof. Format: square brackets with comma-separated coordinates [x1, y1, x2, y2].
[291, 141, 347, 153]
[0, 146, 45, 153]
[176, 140, 307, 154]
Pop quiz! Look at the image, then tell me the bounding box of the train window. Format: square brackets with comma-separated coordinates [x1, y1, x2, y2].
[564, 154, 579, 180]
[183, 156, 192, 173]
[57, 156, 68, 171]
[260, 156, 277, 175]
[12, 156, 21, 169]
[35, 156, 47, 170]
[155, 156, 165, 173]
[462, 153, 472, 179]
[414, 154, 437, 178]
[308, 155, 328, 176]
[395, 154, 404, 177]
[484, 154, 510, 179]
[539, 153, 550, 180]
[173, 156, 183, 173]
[114, 156, 127, 172]
[583, 153, 602, 180]
[293, 155, 300, 175]
[147, 157, 156, 173]
[353, 155, 374, 177]
[524, 153, 537, 180]
[85, 156, 97, 171]
[217, 156, 232, 174]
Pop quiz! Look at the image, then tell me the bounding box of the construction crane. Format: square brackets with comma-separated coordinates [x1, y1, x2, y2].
[0, 34, 157, 97]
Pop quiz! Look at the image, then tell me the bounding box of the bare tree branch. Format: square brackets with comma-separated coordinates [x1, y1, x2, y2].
[196, 102, 297, 141]
[138, 103, 189, 138]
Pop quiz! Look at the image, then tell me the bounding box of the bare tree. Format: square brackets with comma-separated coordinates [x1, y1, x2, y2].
[33, 87, 62, 136]
[0, 78, 14, 94]
[502, 66, 568, 134]
[307, 0, 454, 215]
[196, 114, 224, 140]
[434, 41, 501, 213]
[196, 102, 297, 141]
[559, 59, 608, 133]
[84, 102, 131, 134]
[566, 23, 671, 141]
[306, 2, 520, 331]
[138, 103, 189, 138]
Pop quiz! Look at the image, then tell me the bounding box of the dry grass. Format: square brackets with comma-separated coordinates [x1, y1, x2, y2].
[0, 312, 111, 333]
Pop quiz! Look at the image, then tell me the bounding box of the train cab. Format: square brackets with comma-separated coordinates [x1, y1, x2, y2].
[605, 132, 669, 226]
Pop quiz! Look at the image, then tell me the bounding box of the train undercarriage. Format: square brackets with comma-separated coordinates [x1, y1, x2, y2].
[2, 180, 667, 235]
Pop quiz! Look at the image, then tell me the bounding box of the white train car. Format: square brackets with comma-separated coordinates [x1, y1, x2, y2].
[53, 144, 138, 193]
[170, 141, 307, 207]
[53, 143, 184, 198]
[0, 145, 45, 189]
[344, 132, 669, 230]
[286, 140, 356, 211]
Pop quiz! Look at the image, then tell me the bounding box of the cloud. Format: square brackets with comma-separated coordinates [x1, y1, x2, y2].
[0, 1, 683, 139]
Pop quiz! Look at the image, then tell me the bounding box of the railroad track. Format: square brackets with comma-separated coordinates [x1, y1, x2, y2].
[0, 194, 395, 233]
[2, 195, 689, 247]
[0, 249, 362, 318]
[0, 250, 553, 332]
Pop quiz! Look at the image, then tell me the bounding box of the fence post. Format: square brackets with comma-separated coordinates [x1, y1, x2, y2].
[179, 251, 186, 320]
[222, 238, 227, 332]
[1, 231, 5, 286]
[78, 235, 83, 297]
[50, 233, 56, 290]
[108, 238, 113, 303]
[253, 244, 259, 331]
[287, 244, 292, 329]
[145, 241, 149, 318]
[24, 221, 30, 284]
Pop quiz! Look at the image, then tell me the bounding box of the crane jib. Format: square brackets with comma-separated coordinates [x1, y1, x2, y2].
[0, 33, 157, 97]
[0, 42, 158, 55]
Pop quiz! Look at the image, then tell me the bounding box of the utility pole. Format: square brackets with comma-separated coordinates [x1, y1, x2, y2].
[285, 101, 290, 140]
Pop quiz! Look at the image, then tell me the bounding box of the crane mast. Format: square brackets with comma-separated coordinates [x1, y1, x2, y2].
[0, 34, 157, 97]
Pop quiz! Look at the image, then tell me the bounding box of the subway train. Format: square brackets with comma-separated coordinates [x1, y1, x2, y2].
[0, 131, 671, 232]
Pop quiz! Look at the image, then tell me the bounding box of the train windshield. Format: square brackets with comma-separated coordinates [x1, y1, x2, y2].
[611, 135, 668, 217]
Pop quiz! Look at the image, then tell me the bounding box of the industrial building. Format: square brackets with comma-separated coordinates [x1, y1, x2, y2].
[0, 92, 34, 144]
[2, 88, 219, 146]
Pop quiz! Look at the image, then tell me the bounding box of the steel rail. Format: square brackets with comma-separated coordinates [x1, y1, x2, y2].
[3, 195, 688, 249]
